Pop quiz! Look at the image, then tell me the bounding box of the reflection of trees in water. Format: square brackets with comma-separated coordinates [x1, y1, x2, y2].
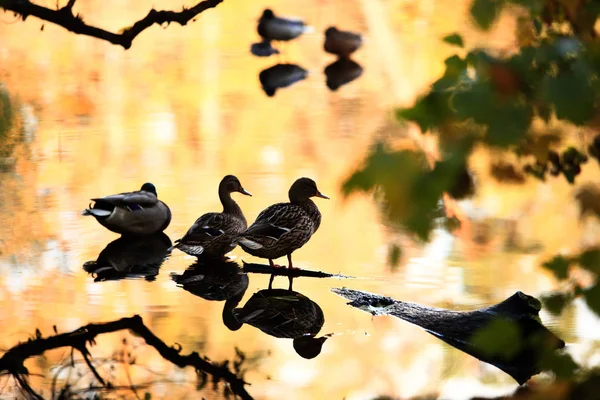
[0, 315, 253, 399]
[0, 84, 51, 261]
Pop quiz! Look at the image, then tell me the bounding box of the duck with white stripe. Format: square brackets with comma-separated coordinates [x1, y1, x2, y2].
[82, 182, 171, 236]
[237, 177, 328, 270]
[171, 175, 251, 258]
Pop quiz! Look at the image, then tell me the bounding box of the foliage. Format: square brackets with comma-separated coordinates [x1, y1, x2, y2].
[345, 0, 600, 239]
[345, 0, 600, 389]
[0, 85, 26, 166]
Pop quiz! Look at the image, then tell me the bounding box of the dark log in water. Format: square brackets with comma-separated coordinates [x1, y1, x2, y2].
[332, 288, 565, 385]
[242, 261, 353, 279]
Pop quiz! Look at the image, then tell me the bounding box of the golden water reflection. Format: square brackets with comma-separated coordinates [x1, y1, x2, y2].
[0, 0, 598, 399]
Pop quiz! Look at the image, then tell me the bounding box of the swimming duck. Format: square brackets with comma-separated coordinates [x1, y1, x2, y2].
[82, 183, 171, 236]
[233, 288, 331, 359]
[257, 9, 312, 43]
[237, 177, 328, 269]
[171, 175, 251, 257]
[324, 26, 363, 58]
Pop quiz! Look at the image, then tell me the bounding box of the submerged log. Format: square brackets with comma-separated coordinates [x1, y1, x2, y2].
[242, 261, 353, 279]
[332, 288, 565, 385]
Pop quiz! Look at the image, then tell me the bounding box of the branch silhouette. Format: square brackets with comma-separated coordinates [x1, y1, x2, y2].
[0, 314, 253, 399]
[1, 0, 223, 49]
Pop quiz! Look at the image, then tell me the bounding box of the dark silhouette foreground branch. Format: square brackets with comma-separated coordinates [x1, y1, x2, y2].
[1, 0, 223, 49]
[0, 314, 253, 399]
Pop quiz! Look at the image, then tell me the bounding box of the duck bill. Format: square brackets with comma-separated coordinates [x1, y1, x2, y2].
[240, 188, 252, 196]
[315, 191, 329, 199]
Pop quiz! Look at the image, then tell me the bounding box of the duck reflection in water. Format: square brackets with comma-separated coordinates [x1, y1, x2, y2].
[232, 288, 332, 359]
[324, 58, 363, 91]
[171, 257, 249, 331]
[259, 63, 308, 97]
[323, 26, 364, 91]
[83, 233, 172, 282]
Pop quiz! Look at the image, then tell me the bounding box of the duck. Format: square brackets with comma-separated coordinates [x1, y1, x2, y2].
[237, 177, 328, 269]
[257, 9, 312, 43]
[82, 182, 171, 236]
[233, 288, 331, 359]
[170, 175, 251, 257]
[324, 26, 363, 58]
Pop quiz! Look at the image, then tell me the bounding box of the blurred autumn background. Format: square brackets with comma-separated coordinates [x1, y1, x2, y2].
[1, 0, 600, 399]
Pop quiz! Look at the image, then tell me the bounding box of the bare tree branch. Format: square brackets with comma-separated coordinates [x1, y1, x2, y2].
[0, 0, 224, 49]
[0, 315, 253, 399]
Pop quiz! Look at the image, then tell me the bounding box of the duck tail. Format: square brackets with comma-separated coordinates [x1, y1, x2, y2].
[302, 24, 315, 34]
[237, 237, 264, 250]
[170, 242, 205, 256]
[81, 207, 111, 217]
[167, 243, 179, 252]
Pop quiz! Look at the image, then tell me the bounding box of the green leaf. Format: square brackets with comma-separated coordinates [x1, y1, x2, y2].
[583, 283, 600, 316]
[541, 62, 595, 125]
[541, 292, 571, 315]
[485, 101, 532, 147]
[452, 81, 494, 122]
[396, 92, 449, 133]
[342, 144, 446, 241]
[542, 255, 572, 280]
[442, 33, 464, 48]
[470, 0, 504, 30]
[472, 318, 522, 359]
[540, 352, 579, 380]
[578, 248, 600, 274]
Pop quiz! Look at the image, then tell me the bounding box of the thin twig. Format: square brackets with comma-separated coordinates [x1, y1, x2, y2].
[14, 373, 43, 400]
[79, 348, 106, 387]
[0, 0, 224, 49]
[124, 353, 142, 400]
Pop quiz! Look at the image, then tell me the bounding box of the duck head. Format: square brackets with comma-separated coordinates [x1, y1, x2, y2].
[220, 175, 252, 196]
[261, 9, 275, 19]
[141, 182, 157, 196]
[289, 177, 329, 203]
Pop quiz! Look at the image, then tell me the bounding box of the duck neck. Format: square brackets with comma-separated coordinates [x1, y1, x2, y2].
[220, 190, 243, 217]
[294, 197, 317, 211]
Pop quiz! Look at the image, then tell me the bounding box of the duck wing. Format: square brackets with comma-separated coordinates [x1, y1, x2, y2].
[182, 212, 232, 241]
[92, 190, 158, 208]
[244, 203, 311, 240]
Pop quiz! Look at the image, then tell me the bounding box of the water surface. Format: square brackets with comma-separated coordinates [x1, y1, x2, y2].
[0, 0, 597, 399]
